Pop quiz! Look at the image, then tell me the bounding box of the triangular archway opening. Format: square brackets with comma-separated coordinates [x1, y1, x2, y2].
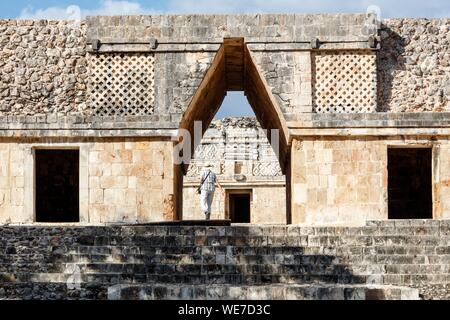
[176, 38, 290, 222]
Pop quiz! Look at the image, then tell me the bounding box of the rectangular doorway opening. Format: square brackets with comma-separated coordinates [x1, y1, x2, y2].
[388, 148, 432, 219]
[229, 191, 251, 223]
[35, 149, 80, 223]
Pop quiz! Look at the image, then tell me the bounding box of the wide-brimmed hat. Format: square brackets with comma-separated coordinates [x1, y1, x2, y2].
[203, 163, 214, 168]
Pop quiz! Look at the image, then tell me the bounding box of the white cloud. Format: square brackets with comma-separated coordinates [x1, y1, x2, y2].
[167, 0, 358, 14]
[19, 0, 158, 20]
[17, 0, 450, 20]
[167, 0, 450, 18]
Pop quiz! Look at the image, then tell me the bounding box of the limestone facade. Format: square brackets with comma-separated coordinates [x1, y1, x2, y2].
[0, 138, 175, 224]
[182, 117, 286, 223]
[0, 14, 449, 225]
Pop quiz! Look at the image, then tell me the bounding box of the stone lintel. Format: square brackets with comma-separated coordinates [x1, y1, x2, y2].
[0, 129, 177, 139]
[86, 13, 379, 50]
[87, 43, 222, 53]
[88, 41, 374, 53]
[287, 112, 450, 128]
[289, 128, 450, 137]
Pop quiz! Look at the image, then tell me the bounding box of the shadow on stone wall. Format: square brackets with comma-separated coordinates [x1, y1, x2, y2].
[377, 24, 406, 112]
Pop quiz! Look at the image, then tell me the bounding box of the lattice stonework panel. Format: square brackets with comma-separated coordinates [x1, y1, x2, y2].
[88, 53, 155, 116]
[313, 51, 377, 113]
[252, 162, 283, 177]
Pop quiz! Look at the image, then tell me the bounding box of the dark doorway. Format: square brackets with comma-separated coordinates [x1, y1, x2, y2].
[35, 149, 80, 223]
[229, 193, 251, 223]
[388, 148, 432, 219]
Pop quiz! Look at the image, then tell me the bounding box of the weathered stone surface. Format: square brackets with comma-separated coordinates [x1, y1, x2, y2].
[0, 138, 175, 225]
[378, 19, 450, 112]
[86, 14, 377, 45]
[0, 15, 447, 127]
[183, 117, 286, 223]
[108, 284, 419, 300]
[0, 20, 88, 116]
[0, 222, 447, 300]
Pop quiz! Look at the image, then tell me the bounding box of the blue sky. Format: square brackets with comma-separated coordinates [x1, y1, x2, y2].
[3, 0, 449, 19]
[4, 1, 450, 118]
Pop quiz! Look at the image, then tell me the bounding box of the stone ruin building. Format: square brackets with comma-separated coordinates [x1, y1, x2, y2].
[1, 13, 449, 226]
[184, 117, 286, 223]
[0, 14, 449, 300]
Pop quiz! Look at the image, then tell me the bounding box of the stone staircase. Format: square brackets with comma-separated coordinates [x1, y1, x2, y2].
[0, 220, 449, 300]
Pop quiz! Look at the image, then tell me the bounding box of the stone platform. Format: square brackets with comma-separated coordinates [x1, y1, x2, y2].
[0, 220, 449, 300]
[108, 284, 419, 300]
[132, 220, 231, 227]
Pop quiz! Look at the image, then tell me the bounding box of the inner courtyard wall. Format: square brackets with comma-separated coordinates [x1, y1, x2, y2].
[0, 15, 449, 225]
[182, 117, 286, 223]
[183, 185, 286, 223]
[0, 138, 176, 224]
[291, 135, 450, 225]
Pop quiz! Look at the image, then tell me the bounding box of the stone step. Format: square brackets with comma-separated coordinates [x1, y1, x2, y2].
[381, 274, 450, 285]
[0, 282, 106, 300]
[79, 235, 450, 247]
[9, 233, 441, 248]
[1, 247, 449, 265]
[0, 220, 448, 235]
[107, 283, 420, 300]
[2, 260, 449, 278]
[29, 242, 449, 253]
[0, 223, 449, 300]
[3, 269, 448, 287]
[0, 272, 131, 285]
[62, 262, 365, 276]
[2, 233, 450, 246]
[0, 271, 368, 286]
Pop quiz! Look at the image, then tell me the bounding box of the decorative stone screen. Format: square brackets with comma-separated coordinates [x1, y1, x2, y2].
[88, 53, 155, 116]
[252, 162, 283, 177]
[195, 144, 220, 161]
[313, 50, 377, 113]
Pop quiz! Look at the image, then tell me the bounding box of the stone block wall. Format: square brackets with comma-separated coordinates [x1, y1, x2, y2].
[0, 138, 176, 224]
[435, 143, 450, 219]
[87, 139, 175, 223]
[0, 141, 27, 223]
[291, 135, 450, 225]
[182, 117, 286, 223]
[378, 19, 450, 112]
[182, 185, 286, 224]
[1, 15, 450, 226]
[291, 137, 387, 225]
[252, 51, 312, 115]
[0, 15, 450, 119]
[183, 186, 223, 221]
[250, 186, 286, 224]
[155, 51, 215, 115]
[86, 14, 376, 45]
[0, 20, 88, 116]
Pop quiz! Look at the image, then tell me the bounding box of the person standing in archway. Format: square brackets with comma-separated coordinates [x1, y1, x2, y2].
[198, 163, 224, 220]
